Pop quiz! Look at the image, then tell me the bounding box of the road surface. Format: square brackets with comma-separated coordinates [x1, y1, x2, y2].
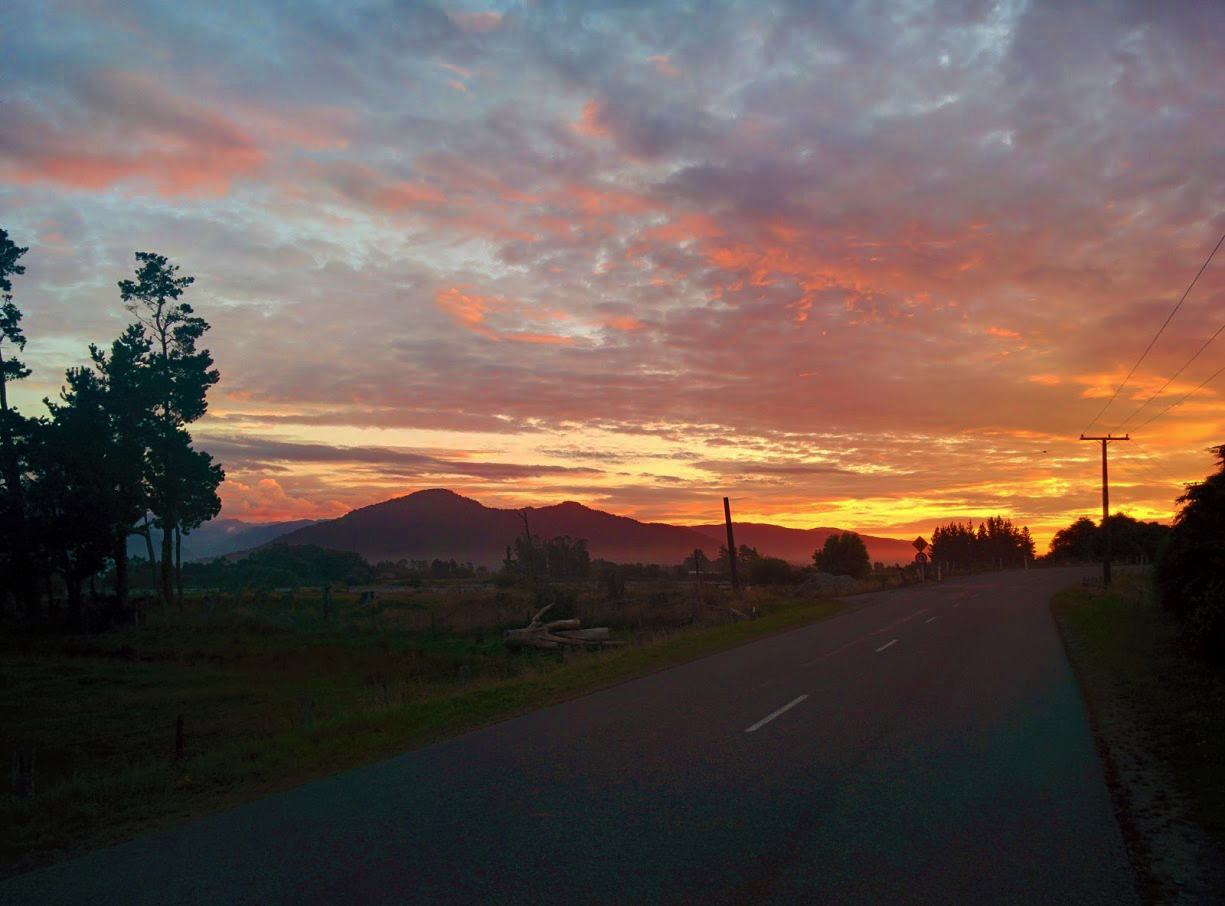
[2, 567, 1139, 904]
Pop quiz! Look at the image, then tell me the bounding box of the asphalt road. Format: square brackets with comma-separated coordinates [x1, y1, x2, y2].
[3, 567, 1140, 905]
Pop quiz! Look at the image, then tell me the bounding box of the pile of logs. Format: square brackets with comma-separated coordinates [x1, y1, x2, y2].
[503, 604, 624, 651]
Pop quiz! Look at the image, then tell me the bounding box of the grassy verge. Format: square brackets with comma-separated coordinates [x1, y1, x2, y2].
[1051, 577, 1225, 898]
[1, 590, 844, 877]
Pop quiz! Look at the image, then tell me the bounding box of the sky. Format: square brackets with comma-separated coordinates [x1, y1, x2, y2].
[3, 0, 1224, 553]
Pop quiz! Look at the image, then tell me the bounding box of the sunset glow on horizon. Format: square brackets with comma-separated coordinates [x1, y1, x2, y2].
[4, 0, 1224, 553]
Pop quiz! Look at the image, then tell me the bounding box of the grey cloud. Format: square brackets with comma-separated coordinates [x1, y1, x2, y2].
[198, 434, 604, 480]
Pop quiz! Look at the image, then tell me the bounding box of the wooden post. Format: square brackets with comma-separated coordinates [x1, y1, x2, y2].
[723, 497, 739, 592]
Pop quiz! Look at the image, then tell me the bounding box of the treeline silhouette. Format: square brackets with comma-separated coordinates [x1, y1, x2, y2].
[928, 516, 1036, 571]
[0, 229, 223, 621]
[1047, 513, 1168, 564]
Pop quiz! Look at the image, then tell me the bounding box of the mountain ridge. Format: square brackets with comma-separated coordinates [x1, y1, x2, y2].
[257, 489, 915, 567]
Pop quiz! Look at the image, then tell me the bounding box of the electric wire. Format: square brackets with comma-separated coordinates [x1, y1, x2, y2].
[1083, 228, 1225, 433]
[1132, 360, 1225, 433]
[1114, 321, 1225, 432]
[1126, 438, 1183, 486]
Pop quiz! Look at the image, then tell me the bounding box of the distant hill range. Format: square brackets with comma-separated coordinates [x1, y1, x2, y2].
[127, 518, 319, 563]
[205, 488, 916, 568]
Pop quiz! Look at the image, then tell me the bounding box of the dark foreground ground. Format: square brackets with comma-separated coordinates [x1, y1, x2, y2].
[2, 567, 1138, 905]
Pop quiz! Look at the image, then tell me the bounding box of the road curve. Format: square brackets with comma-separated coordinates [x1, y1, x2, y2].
[2, 567, 1139, 905]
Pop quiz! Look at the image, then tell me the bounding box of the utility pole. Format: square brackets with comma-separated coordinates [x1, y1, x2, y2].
[1079, 434, 1130, 588]
[723, 497, 739, 592]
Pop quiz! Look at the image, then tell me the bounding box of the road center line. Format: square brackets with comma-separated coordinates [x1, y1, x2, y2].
[926, 616, 938, 623]
[876, 639, 898, 652]
[798, 609, 930, 667]
[745, 695, 808, 733]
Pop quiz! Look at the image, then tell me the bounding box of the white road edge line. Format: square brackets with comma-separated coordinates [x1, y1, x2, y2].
[876, 639, 899, 652]
[926, 616, 937, 623]
[745, 695, 809, 733]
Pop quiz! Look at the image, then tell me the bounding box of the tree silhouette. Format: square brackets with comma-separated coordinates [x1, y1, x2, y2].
[32, 368, 127, 616]
[813, 531, 871, 578]
[118, 253, 221, 606]
[1157, 446, 1225, 653]
[1048, 517, 1098, 561]
[0, 229, 35, 613]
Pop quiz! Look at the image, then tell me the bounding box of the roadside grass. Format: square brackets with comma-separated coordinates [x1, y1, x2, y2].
[1051, 575, 1225, 864]
[1, 584, 844, 877]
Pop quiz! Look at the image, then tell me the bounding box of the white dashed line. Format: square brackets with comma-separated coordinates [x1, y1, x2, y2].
[926, 617, 938, 623]
[876, 639, 898, 653]
[745, 695, 809, 733]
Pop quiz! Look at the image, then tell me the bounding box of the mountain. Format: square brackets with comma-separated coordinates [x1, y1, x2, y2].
[269, 489, 716, 567]
[688, 523, 917, 566]
[260, 489, 915, 568]
[126, 518, 319, 562]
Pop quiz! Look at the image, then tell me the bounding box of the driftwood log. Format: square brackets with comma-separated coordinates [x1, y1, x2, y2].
[504, 604, 625, 651]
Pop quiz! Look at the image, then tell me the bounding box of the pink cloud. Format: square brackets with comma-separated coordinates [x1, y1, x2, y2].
[0, 69, 356, 197]
[435, 286, 505, 339]
[601, 316, 645, 331]
[448, 10, 503, 33]
[571, 99, 610, 138]
[648, 55, 681, 77]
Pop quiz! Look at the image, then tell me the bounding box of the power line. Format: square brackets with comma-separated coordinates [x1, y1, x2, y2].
[1114, 321, 1225, 432]
[1117, 440, 1182, 490]
[1083, 228, 1225, 433]
[1132, 361, 1225, 433]
[1128, 437, 1183, 484]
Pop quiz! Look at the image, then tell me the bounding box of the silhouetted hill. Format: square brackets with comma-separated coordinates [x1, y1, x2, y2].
[270, 489, 715, 566]
[688, 523, 916, 566]
[262, 489, 915, 568]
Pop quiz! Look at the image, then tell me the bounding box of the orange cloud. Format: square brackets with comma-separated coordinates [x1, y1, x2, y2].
[560, 182, 656, 217]
[435, 286, 505, 339]
[986, 326, 1021, 339]
[601, 316, 645, 331]
[505, 332, 577, 346]
[219, 478, 350, 521]
[4, 147, 265, 197]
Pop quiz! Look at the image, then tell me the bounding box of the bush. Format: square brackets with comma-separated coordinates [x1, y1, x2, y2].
[813, 532, 871, 580]
[749, 556, 794, 585]
[1157, 444, 1225, 658]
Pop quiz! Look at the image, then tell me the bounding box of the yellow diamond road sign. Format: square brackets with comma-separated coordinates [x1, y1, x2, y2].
[912, 536, 928, 552]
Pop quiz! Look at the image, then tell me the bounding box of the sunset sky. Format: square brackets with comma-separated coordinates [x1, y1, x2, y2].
[3, 0, 1224, 553]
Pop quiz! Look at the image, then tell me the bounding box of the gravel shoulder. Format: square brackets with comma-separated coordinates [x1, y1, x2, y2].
[1052, 583, 1225, 904]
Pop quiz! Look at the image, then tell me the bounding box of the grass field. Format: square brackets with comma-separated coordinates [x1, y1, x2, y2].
[1051, 574, 1225, 899]
[1, 581, 846, 877]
